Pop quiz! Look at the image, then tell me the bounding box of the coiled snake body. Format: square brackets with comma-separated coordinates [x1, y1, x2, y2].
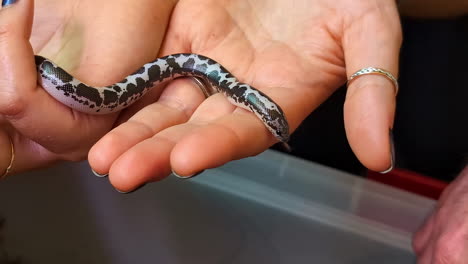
[35, 53, 290, 142]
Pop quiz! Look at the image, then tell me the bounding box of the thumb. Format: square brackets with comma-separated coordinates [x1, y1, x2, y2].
[0, 0, 111, 156]
[0, 0, 35, 118]
[342, 2, 401, 172]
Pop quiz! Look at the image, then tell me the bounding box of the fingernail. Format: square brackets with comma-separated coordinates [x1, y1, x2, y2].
[115, 183, 147, 194]
[172, 170, 205, 179]
[2, 0, 17, 7]
[91, 168, 108, 178]
[380, 129, 395, 174]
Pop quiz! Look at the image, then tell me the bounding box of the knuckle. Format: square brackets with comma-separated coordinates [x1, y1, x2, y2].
[0, 87, 27, 117]
[433, 235, 463, 264]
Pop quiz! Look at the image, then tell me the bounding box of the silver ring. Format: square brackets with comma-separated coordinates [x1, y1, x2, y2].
[347, 67, 399, 95]
[190, 77, 215, 98]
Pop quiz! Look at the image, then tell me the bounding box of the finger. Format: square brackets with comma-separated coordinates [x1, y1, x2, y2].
[0, 0, 35, 111]
[107, 93, 235, 191]
[107, 77, 322, 190]
[413, 215, 435, 255]
[0, 120, 60, 178]
[342, 3, 402, 172]
[106, 93, 238, 191]
[168, 78, 331, 177]
[0, 124, 63, 177]
[170, 112, 270, 176]
[108, 123, 196, 192]
[88, 78, 206, 176]
[170, 90, 286, 176]
[416, 242, 433, 264]
[0, 0, 112, 157]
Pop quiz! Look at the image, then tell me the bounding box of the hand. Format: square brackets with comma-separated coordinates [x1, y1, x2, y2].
[89, 0, 402, 192]
[413, 165, 468, 263]
[0, 0, 175, 174]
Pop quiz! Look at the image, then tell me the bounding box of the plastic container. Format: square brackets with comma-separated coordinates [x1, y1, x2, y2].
[0, 150, 435, 263]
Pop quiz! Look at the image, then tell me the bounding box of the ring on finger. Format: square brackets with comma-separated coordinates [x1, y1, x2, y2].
[347, 67, 399, 95]
[189, 77, 215, 98]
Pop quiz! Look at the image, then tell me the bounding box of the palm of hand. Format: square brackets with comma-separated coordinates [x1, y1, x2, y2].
[0, 0, 173, 171]
[172, 0, 347, 109]
[90, 0, 401, 191]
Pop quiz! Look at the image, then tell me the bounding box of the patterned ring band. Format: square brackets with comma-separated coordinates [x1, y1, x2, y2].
[1, 135, 15, 180]
[347, 67, 399, 95]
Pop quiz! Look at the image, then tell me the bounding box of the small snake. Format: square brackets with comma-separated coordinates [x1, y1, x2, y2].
[35, 53, 290, 142]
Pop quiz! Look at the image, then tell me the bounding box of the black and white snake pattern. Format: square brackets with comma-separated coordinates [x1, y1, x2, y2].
[35, 53, 290, 142]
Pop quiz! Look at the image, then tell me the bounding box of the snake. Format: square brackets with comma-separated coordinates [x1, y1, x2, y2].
[34, 53, 290, 142]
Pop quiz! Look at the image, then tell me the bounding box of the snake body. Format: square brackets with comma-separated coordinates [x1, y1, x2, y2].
[35, 53, 289, 142]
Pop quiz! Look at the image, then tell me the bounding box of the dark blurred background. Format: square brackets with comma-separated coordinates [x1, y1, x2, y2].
[280, 16, 468, 182]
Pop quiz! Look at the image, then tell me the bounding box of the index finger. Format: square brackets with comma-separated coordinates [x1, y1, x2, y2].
[170, 85, 296, 176]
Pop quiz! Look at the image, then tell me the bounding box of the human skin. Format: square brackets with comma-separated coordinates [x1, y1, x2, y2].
[88, 0, 401, 190]
[2, 1, 468, 263]
[398, 3, 468, 263]
[2, 1, 465, 186]
[0, 0, 177, 173]
[413, 166, 468, 264]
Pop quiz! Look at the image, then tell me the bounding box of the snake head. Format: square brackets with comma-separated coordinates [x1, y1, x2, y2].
[261, 112, 290, 143]
[245, 91, 290, 143]
[271, 116, 290, 143]
[277, 118, 290, 143]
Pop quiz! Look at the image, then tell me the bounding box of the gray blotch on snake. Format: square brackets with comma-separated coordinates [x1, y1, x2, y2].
[35, 53, 290, 142]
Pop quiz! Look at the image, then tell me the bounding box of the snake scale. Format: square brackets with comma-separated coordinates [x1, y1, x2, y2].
[35, 53, 290, 142]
